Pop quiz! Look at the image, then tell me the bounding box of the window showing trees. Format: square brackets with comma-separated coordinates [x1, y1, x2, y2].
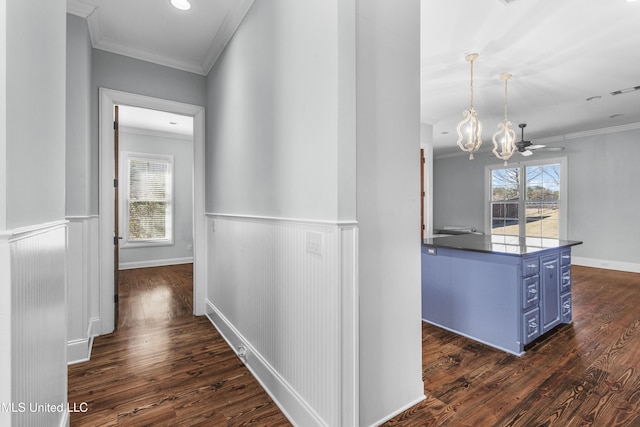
[122, 152, 174, 246]
[489, 161, 563, 239]
[491, 168, 521, 236]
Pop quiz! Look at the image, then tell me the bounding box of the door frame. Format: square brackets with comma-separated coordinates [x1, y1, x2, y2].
[99, 88, 207, 334]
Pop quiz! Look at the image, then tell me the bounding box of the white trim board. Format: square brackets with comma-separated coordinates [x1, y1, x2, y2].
[205, 300, 327, 427]
[207, 212, 358, 228]
[572, 257, 640, 274]
[99, 88, 207, 335]
[67, 336, 94, 365]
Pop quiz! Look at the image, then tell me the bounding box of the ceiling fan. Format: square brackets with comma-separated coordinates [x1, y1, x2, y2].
[515, 123, 546, 156]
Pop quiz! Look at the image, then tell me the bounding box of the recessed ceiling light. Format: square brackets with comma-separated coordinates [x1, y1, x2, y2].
[170, 0, 191, 11]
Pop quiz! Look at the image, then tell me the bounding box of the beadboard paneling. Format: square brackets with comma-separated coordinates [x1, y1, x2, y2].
[206, 215, 356, 426]
[66, 216, 100, 364]
[8, 223, 68, 426]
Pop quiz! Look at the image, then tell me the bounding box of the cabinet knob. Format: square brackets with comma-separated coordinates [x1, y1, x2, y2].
[527, 264, 537, 268]
[545, 265, 556, 270]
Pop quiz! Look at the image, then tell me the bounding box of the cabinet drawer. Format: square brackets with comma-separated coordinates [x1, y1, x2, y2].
[522, 275, 540, 311]
[523, 309, 540, 344]
[561, 265, 571, 293]
[522, 257, 540, 277]
[561, 293, 572, 322]
[560, 250, 571, 266]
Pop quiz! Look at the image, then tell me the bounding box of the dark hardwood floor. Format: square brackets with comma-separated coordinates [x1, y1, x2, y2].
[385, 266, 640, 427]
[69, 264, 640, 426]
[68, 264, 290, 426]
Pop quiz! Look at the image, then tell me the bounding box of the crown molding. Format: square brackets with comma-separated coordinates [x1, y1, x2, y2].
[68, 0, 255, 76]
[67, 0, 98, 18]
[535, 122, 640, 144]
[92, 37, 207, 75]
[202, 0, 255, 74]
[435, 121, 640, 160]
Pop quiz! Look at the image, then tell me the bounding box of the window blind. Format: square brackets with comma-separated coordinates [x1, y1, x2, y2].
[128, 158, 171, 241]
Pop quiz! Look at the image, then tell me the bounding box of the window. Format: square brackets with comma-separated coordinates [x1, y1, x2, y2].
[121, 152, 174, 247]
[486, 158, 566, 239]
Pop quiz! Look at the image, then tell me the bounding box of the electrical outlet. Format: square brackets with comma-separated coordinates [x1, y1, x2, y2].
[306, 231, 323, 256]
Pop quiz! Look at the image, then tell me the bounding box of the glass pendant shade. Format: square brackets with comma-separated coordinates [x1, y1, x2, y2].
[492, 74, 516, 165]
[456, 53, 483, 159]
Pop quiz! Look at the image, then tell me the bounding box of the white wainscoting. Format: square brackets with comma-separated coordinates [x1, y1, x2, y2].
[206, 214, 358, 427]
[0, 222, 68, 426]
[66, 216, 101, 364]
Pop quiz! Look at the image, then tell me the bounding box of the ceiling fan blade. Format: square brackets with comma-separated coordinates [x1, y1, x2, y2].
[538, 146, 565, 152]
[528, 144, 546, 150]
[520, 150, 534, 157]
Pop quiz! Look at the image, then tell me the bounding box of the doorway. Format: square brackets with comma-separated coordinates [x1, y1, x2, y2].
[99, 88, 206, 335]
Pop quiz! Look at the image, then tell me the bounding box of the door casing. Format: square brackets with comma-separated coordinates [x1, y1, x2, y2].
[99, 88, 207, 335]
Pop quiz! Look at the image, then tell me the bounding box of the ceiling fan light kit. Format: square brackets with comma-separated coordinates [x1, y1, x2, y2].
[492, 73, 517, 165]
[456, 53, 483, 159]
[515, 123, 547, 156]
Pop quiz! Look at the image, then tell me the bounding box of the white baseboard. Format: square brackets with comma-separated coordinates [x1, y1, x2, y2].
[118, 257, 193, 270]
[88, 317, 100, 337]
[572, 256, 640, 274]
[59, 408, 69, 427]
[205, 299, 326, 427]
[67, 337, 94, 365]
[366, 394, 427, 427]
[67, 317, 100, 365]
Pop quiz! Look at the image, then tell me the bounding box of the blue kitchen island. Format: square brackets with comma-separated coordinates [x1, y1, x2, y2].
[422, 234, 582, 356]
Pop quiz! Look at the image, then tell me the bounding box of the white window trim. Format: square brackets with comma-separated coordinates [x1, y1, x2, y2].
[484, 156, 568, 240]
[120, 151, 175, 248]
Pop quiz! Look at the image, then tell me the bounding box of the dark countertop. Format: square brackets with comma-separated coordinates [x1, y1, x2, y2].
[423, 234, 582, 256]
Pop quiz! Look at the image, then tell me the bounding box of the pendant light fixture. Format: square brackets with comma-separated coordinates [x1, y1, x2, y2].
[492, 73, 517, 165]
[456, 53, 483, 159]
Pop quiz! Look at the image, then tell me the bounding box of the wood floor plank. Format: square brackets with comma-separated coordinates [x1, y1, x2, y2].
[384, 266, 640, 426]
[68, 264, 290, 426]
[69, 264, 640, 426]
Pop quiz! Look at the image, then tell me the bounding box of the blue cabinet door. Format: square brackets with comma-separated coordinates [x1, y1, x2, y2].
[540, 254, 561, 333]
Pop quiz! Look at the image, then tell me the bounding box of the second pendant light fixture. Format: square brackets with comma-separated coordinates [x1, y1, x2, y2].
[456, 53, 517, 164]
[492, 73, 516, 165]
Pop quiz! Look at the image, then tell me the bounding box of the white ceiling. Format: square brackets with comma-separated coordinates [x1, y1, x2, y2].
[118, 105, 193, 137]
[68, 0, 640, 154]
[422, 0, 640, 155]
[67, 0, 254, 75]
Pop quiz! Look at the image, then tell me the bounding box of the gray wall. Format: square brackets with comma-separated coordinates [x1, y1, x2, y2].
[206, 0, 423, 424]
[5, 0, 67, 229]
[433, 128, 640, 266]
[91, 49, 207, 214]
[66, 14, 92, 216]
[1, 1, 68, 425]
[119, 129, 193, 266]
[206, 1, 341, 219]
[355, 0, 424, 424]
